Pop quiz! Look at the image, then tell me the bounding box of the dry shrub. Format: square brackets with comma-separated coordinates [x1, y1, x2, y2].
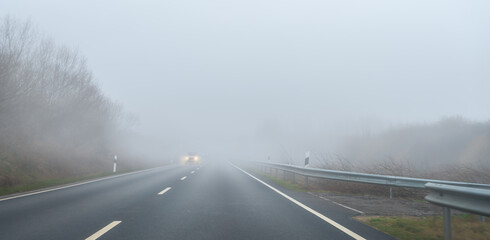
[430, 164, 490, 184]
[311, 159, 490, 199]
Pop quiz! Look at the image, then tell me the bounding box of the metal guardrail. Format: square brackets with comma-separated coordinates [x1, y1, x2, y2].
[424, 183, 490, 239]
[254, 161, 490, 240]
[425, 183, 490, 217]
[255, 161, 490, 189]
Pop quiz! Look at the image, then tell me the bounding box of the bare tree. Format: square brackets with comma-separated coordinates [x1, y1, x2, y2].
[0, 16, 130, 187]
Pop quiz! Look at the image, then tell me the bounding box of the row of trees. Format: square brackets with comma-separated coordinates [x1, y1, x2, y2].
[0, 16, 128, 187]
[333, 116, 490, 183]
[275, 116, 490, 184]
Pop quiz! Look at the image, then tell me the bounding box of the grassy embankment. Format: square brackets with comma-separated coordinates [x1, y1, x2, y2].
[0, 147, 152, 197]
[357, 215, 489, 240]
[251, 168, 308, 192]
[0, 171, 115, 196]
[0, 166, 150, 197]
[0, 151, 148, 196]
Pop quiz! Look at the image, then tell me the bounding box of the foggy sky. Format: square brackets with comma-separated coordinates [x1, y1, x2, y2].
[3, 0, 490, 161]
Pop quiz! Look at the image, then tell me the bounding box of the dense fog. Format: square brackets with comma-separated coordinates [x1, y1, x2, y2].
[1, 0, 489, 185]
[0, 17, 137, 186]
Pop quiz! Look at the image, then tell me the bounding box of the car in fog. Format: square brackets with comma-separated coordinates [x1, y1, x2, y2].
[183, 153, 200, 164]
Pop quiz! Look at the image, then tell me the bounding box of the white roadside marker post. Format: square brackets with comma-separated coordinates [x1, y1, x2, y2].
[305, 151, 310, 189]
[113, 155, 118, 173]
[305, 151, 310, 167]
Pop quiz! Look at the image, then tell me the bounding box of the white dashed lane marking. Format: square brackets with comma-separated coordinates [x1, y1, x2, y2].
[85, 221, 121, 240]
[158, 187, 172, 195]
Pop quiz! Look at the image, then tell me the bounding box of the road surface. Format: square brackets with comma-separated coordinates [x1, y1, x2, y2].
[0, 160, 395, 239]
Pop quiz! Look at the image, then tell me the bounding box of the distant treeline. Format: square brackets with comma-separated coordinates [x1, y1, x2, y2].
[323, 116, 490, 183]
[0, 17, 132, 187]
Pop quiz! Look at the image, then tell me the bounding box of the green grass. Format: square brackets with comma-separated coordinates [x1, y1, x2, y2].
[0, 170, 131, 196]
[356, 214, 489, 240]
[266, 175, 308, 192]
[250, 169, 309, 192]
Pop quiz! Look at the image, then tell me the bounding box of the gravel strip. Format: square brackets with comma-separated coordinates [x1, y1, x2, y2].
[312, 192, 445, 216]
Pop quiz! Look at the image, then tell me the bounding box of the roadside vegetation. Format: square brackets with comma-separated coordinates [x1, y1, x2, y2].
[0, 171, 113, 196]
[270, 117, 490, 199]
[316, 116, 490, 184]
[356, 215, 489, 240]
[0, 16, 148, 194]
[252, 169, 307, 192]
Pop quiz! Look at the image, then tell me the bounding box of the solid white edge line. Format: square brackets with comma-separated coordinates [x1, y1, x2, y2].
[85, 221, 121, 240]
[0, 168, 158, 202]
[158, 187, 172, 195]
[231, 163, 366, 240]
[180, 176, 187, 180]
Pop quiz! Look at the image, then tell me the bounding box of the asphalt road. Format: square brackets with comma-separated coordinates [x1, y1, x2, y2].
[0, 160, 395, 240]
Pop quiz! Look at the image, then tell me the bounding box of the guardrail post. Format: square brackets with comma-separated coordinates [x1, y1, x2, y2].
[292, 173, 295, 183]
[443, 207, 452, 240]
[389, 187, 393, 199]
[283, 170, 286, 180]
[479, 216, 485, 223]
